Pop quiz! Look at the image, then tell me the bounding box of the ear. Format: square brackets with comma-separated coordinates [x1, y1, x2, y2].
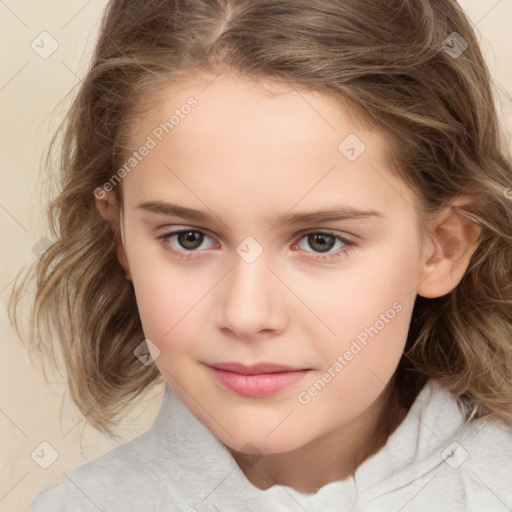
[95, 191, 132, 282]
[417, 195, 482, 299]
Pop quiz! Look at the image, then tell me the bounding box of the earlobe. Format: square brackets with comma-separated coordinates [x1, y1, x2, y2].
[417, 196, 481, 299]
[95, 192, 132, 282]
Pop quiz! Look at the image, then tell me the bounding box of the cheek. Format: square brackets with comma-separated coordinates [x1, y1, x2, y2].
[127, 248, 184, 336]
[297, 301, 413, 429]
[128, 251, 215, 365]
[320, 300, 411, 390]
[131, 272, 176, 338]
[306, 247, 418, 351]
[305, 242, 418, 397]
[133, 276, 199, 380]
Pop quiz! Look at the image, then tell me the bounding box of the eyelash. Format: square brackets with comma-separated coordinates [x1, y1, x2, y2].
[157, 228, 356, 263]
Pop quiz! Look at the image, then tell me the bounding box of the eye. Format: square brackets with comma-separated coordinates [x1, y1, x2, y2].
[157, 228, 219, 259]
[157, 227, 356, 263]
[291, 231, 356, 262]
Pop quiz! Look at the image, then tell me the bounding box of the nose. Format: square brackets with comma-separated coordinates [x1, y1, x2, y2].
[216, 253, 288, 341]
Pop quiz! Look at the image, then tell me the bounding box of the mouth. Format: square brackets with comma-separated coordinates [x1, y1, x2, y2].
[205, 361, 311, 397]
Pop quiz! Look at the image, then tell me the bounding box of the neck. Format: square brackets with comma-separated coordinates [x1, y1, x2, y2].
[229, 379, 407, 494]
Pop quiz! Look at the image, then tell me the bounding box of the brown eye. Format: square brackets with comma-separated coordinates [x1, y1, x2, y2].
[157, 228, 217, 259]
[291, 230, 356, 263]
[176, 230, 204, 250]
[306, 233, 336, 253]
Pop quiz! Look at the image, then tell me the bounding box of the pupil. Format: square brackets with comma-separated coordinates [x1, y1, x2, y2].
[179, 231, 202, 249]
[309, 233, 334, 253]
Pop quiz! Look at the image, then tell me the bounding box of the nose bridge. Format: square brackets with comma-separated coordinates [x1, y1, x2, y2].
[230, 234, 271, 296]
[228, 248, 273, 311]
[218, 243, 285, 337]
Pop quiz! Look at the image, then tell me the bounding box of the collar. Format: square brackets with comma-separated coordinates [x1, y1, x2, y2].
[141, 379, 466, 511]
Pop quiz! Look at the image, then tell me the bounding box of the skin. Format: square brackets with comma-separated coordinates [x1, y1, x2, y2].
[97, 73, 481, 493]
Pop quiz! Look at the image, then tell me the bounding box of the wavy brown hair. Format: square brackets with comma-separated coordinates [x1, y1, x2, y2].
[8, 0, 512, 436]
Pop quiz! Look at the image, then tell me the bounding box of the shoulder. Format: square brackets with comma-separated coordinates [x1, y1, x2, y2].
[392, 380, 512, 508]
[28, 429, 179, 512]
[462, 412, 512, 508]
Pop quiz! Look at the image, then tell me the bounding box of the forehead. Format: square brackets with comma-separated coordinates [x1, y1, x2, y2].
[128, 72, 375, 152]
[121, 73, 417, 224]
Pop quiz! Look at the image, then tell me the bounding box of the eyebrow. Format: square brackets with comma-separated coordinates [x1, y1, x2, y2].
[136, 200, 384, 226]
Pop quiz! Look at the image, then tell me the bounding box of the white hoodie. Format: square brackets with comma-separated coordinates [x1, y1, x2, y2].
[28, 379, 512, 511]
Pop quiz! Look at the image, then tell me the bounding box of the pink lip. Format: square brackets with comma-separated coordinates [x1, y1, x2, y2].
[205, 362, 310, 397]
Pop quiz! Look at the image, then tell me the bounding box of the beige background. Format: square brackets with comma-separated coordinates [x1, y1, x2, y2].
[1, 1, 511, 510]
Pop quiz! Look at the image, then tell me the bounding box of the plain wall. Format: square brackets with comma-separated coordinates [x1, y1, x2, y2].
[1, 1, 511, 510]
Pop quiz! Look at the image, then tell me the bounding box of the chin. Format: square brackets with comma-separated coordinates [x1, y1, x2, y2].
[215, 422, 310, 455]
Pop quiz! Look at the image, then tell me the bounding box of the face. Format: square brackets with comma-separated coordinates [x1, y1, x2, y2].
[117, 73, 426, 454]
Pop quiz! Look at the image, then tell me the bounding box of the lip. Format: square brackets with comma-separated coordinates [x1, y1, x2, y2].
[205, 362, 311, 397]
[208, 361, 306, 374]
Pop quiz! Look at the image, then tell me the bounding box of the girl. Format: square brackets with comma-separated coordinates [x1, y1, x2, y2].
[9, 0, 512, 510]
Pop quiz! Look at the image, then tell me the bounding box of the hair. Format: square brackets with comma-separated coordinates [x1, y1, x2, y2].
[8, 0, 512, 438]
